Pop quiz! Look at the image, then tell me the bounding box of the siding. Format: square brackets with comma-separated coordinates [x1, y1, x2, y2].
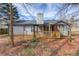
[13, 26, 24, 35]
[13, 26, 33, 35]
[13, 26, 42, 35]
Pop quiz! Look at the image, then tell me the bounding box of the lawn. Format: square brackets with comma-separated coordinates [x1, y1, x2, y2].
[0, 35, 79, 56]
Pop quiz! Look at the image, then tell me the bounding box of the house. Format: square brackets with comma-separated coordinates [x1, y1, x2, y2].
[0, 19, 9, 34]
[70, 19, 79, 35]
[7, 20, 70, 38]
[66, 19, 79, 35]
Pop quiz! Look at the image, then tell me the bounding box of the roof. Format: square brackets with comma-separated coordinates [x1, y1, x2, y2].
[14, 20, 57, 24]
[54, 20, 70, 26]
[7, 20, 70, 26]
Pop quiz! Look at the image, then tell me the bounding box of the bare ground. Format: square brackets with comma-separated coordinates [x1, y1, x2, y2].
[0, 35, 79, 56]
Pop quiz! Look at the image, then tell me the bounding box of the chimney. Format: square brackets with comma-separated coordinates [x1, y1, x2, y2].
[36, 13, 44, 24]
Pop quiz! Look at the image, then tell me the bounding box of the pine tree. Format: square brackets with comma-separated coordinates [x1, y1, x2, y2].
[0, 3, 19, 20]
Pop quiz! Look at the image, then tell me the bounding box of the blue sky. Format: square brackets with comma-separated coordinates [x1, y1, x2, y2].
[13, 3, 79, 20]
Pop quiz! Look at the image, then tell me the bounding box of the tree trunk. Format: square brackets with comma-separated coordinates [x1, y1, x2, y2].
[9, 3, 14, 46]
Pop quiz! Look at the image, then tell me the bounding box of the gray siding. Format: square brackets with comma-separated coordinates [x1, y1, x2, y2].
[13, 26, 33, 35]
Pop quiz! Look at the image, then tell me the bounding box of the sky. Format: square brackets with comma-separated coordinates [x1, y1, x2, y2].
[13, 3, 79, 20]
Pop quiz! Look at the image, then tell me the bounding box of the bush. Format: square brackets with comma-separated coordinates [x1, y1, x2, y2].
[31, 37, 39, 43]
[0, 28, 8, 34]
[68, 36, 74, 42]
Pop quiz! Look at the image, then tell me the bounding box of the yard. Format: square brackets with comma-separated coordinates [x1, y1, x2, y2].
[0, 35, 79, 56]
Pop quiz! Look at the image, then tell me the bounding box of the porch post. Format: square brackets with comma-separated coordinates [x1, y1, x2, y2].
[51, 25, 52, 37]
[49, 23, 51, 36]
[42, 25, 44, 35]
[69, 25, 71, 38]
[33, 25, 36, 39]
[37, 25, 38, 34]
[23, 26, 25, 40]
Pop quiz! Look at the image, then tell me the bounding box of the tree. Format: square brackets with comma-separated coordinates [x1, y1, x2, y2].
[9, 3, 14, 46]
[0, 3, 16, 46]
[0, 3, 19, 20]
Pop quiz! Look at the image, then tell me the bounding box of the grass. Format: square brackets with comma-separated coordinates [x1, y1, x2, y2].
[18, 47, 36, 56]
[0, 35, 79, 56]
[75, 50, 79, 56]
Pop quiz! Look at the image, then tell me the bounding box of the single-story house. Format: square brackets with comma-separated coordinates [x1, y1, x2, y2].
[6, 20, 70, 38]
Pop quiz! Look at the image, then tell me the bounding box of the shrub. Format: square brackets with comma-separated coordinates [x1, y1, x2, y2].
[0, 28, 8, 34]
